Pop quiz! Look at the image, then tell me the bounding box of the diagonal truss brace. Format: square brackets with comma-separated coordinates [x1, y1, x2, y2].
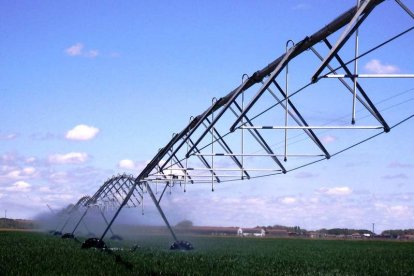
[322, 38, 391, 132]
[230, 40, 305, 132]
[395, 0, 414, 19]
[230, 102, 287, 171]
[202, 118, 251, 179]
[266, 81, 331, 159]
[91, 0, 400, 245]
[311, 0, 380, 82]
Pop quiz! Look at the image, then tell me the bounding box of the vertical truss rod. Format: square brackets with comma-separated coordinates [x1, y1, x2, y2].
[267, 81, 331, 159]
[170, 153, 195, 184]
[211, 99, 215, 191]
[161, 100, 220, 166]
[185, 121, 191, 188]
[157, 133, 195, 181]
[230, 41, 304, 133]
[230, 102, 288, 171]
[155, 164, 168, 183]
[311, 0, 379, 82]
[160, 137, 220, 183]
[193, 97, 287, 173]
[158, 1, 384, 173]
[186, 83, 249, 158]
[203, 118, 251, 179]
[323, 38, 390, 132]
[153, 164, 170, 202]
[285, 41, 294, 161]
[241, 83, 245, 180]
[309, 46, 380, 123]
[187, 137, 221, 183]
[105, 0, 386, 245]
[158, 119, 200, 173]
[352, 0, 361, 125]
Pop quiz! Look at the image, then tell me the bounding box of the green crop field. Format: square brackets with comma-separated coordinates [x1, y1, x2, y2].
[1, 231, 413, 275]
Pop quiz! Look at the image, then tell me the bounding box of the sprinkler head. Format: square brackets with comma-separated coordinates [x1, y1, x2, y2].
[81, 238, 108, 250]
[170, 240, 194, 251]
[61, 233, 75, 239]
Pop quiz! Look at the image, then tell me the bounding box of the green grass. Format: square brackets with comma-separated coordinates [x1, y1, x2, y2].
[1, 231, 413, 275]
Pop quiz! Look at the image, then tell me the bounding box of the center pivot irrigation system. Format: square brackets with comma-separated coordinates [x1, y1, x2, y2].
[58, 0, 413, 250]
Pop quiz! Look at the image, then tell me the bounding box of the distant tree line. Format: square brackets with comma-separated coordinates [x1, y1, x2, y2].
[261, 225, 414, 237]
[317, 228, 374, 236]
[0, 218, 37, 229]
[175, 220, 194, 228]
[381, 229, 414, 237]
[261, 225, 307, 235]
[151, 220, 414, 238]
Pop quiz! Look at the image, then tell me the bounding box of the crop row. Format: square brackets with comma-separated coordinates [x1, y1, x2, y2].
[1, 231, 413, 275]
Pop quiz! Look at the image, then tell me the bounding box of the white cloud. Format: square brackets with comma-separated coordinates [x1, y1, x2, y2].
[48, 171, 70, 183]
[309, 197, 319, 203]
[0, 166, 37, 183]
[382, 173, 408, 180]
[1, 153, 16, 163]
[65, 43, 84, 56]
[22, 167, 36, 175]
[118, 159, 148, 173]
[375, 203, 413, 219]
[280, 196, 297, 204]
[65, 43, 99, 58]
[388, 161, 413, 168]
[48, 152, 88, 165]
[292, 3, 310, 10]
[318, 186, 352, 196]
[6, 181, 31, 192]
[118, 159, 136, 170]
[364, 59, 400, 74]
[321, 135, 337, 144]
[85, 49, 99, 58]
[389, 205, 409, 215]
[163, 165, 186, 178]
[39, 186, 52, 193]
[65, 124, 99, 141]
[0, 133, 18, 140]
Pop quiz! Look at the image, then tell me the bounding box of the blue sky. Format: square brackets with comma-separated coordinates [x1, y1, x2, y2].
[1, 1, 413, 233]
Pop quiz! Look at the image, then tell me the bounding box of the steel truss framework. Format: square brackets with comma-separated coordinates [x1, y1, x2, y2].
[74, 0, 413, 245]
[62, 174, 144, 239]
[55, 195, 91, 235]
